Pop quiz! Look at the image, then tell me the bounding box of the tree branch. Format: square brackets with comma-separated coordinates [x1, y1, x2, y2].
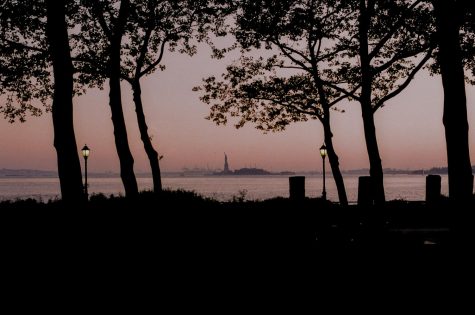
[273, 39, 312, 72]
[321, 80, 361, 101]
[276, 65, 307, 71]
[373, 44, 430, 74]
[139, 37, 168, 77]
[368, 0, 423, 61]
[1, 39, 47, 53]
[71, 56, 107, 73]
[89, 2, 113, 41]
[372, 48, 433, 112]
[135, 9, 155, 78]
[328, 84, 361, 106]
[258, 96, 320, 117]
[315, 44, 352, 63]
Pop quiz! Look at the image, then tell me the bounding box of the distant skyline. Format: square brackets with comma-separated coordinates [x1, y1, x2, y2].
[1, 45, 475, 174]
[0, 164, 470, 176]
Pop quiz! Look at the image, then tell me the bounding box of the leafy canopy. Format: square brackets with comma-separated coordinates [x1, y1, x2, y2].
[0, 1, 49, 122]
[195, 0, 434, 132]
[74, 0, 232, 84]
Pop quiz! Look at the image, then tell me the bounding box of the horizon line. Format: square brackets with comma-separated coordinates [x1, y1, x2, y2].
[1, 165, 466, 174]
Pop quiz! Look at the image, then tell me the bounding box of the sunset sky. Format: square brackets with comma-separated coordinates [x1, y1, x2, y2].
[1, 45, 475, 174]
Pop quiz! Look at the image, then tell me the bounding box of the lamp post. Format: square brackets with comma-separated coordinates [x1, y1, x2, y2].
[319, 144, 327, 201]
[81, 144, 90, 200]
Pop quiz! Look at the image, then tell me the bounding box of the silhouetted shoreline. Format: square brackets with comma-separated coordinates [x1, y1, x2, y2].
[3, 166, 474, 178]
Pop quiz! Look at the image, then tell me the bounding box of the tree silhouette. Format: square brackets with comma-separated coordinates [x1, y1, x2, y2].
[0, 2, 46, 122]
[46, 0, 85, 203]
[196, 0, 434, 206]
[321, 0, 434, 205]
[195, 1, 351, 205]
[78, 0, 139, 198]
[430, 0, 474, 205]
[75, 0, 230, 194]
[122, 0, 230, 193]
[0, 0, 85, 203]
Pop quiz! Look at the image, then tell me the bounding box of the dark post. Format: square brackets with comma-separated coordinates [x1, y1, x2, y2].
[84, 157, 88, 200]
[426, 175, 441, 206]
[358, 176, 373, 206]
[81, 145, 90, 201]
[471, 174, 474, 197]
[289, 176, 305, 200]
[319, 144, 327, 201]
[322, 155, 327, 201]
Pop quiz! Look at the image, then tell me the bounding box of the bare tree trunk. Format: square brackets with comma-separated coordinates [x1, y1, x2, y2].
[362, 104, 385, 205]
[131, 80, 162, 193]
[434, 0, 473, 205]
[46, 0, 84, 203]
[358, 0, 385, 205]
[312, 53, 349, 205]
[322, 108, 348, 206]
[108, 0, 139, 198]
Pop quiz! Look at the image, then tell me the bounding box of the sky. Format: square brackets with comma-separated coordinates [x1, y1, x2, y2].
[1, 46, 475, 174]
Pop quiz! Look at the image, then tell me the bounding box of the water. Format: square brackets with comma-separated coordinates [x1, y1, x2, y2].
[0, 174, 449, 203]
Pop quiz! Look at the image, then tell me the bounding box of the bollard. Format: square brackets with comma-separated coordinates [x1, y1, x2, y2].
[289, 176, 305, 200]
[358, 176, 373, 206]
[471, 174, 474, 196]
[426, 175, 441, 205]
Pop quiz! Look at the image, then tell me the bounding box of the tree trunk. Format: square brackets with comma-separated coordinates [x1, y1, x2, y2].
[131, 80, 162, 193]
[108, 0, 139, 198]
[361, 105, 385, 205]
[312, 52, 348, 205]
[45, 0, 84, 203]
[322, 108, 348, 206]
[359, 0, 385, 205]
[434, 0, 473, 205]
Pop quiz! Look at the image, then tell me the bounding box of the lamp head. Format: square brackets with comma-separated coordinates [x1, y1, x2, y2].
[319, 144, 327, 158]
[81, 145, 90, 158]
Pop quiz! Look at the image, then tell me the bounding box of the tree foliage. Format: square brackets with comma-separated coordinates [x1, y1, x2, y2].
[0, 0, 86, 202]
[73, 0, 231, 84]
[0, 0, 109, 122]
[323, 0, 434, 112]
[195, 0, 434, 130]
[195, 1, 350, 131]
[195, 0, 356, 205]
[0, 1, 49, 122]
[195, 0, 435, 206]
[72, 0, 232, 195]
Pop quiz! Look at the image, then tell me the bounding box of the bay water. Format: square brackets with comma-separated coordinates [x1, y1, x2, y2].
[0, 174, 448, 203]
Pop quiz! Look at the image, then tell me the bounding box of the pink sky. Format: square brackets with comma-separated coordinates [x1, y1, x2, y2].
[1, 49, 475, 173]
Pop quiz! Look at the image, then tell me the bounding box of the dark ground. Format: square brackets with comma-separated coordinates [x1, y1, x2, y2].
[0, 190, 470, 251]
[1, 190, 472, 304]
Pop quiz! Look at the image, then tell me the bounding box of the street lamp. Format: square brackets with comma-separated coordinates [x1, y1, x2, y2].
[319, 144, 327, 201]
[81, 144, 90, 200]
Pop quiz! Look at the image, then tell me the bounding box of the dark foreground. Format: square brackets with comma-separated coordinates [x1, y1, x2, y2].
[2, 190, 474, 304]
[1, 190, 471, 250]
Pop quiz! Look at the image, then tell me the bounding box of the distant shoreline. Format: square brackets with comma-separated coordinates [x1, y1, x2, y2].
[0, 172, 438, 179]
[1, 166, 473, 178]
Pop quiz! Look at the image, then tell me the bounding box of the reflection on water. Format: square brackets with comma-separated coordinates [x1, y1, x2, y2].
[0, 174, 449, 203]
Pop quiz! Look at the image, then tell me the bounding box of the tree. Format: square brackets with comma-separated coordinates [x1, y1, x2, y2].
[195, 0, 351, 205]
[321, 0, 434, 205]
[431, 0, 473, 205]
[122, 0, 230, 193]
[76, 0, 230, 194]
[196, 0, 434, 206]
[0, 0, 85, 203]
[79, 0, 139, 198]
[46, 0, 85, 203]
